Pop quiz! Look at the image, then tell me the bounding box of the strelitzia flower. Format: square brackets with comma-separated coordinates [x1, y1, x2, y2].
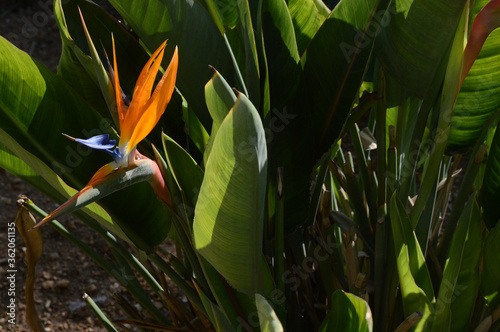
[34, 38, 178, 228]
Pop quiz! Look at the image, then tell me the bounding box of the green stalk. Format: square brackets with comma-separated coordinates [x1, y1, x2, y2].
[395, 90, 406, 154]
[350, 124, 377, 226]
[149, 252, 205, 315]
[387, 126, 398, 195]
[275, 167, 285, 296]
[398, 94, 436, 202]
[306, 156, 332, 227]
[375, 64, 387, 209]
[171, 214, 212, 294]
[374, 67, 388, 330]
[344, 152, 373, 253]
[83, 293, 119, 332]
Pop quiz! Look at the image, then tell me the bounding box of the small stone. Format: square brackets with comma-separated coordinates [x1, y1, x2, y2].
[0, 197, 12, 205]
[56, 279, 70, 288]
[47, 252, 60, 261]
[42, 280, 55, 289]
[110, 282, 120, 292]
[42, 271, 52, 280]
[45, 299, 51, 309]
[87, 284, 97, 294]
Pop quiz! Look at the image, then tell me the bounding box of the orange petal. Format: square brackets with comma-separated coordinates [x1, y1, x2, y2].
[126, 47, 179, 154]
[112, 35, 127, 131]
[121, 41, 167, 143]
[32, 162, 117, 228]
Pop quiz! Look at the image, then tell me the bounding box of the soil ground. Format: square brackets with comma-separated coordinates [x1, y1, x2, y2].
[0, 1, 149, 331]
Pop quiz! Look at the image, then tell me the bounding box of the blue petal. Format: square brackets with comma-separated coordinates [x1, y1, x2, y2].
[108, 147, 124, 162]
[75, 134, 116, 150]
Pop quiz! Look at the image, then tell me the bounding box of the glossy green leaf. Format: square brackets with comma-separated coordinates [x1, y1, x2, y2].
[108, 0, 238, 130]
[261, 0, 300, 107]
[450, 0, 500, 148]
[481, 223, 500, 309]
[0, 36, 170, 251]
[287, 0, 325, 56]
[482, 122, 500, 229]
[376, 0, 468, 97]
[431, 196, 482, 331]
[256, 294, 284, 332]
[390, 194, 434, 331]
[204, 69, 237, 165]
[319, 290, 373, 332]
[193, 94, 267, 295]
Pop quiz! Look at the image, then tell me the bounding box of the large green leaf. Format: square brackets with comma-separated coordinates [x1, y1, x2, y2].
[108, 0, 238, 131]
[256, 294, 284, 332]
[260, 0, 300, 108]
[203, 69, 237, 165]
[481, 223, 500, 309]
[450, 0, 500, 148]
[318, 290, 373, 332]
[390, 194, 434, 331]
[0, 37, 170, 251]
[193, 94, 267, 295]
[271, 0, 386, 227]
[286, 0, 325, 56]
[375, 0, 468, 97]
[482, 122, 500, 229]
[431, 196, 482, 331]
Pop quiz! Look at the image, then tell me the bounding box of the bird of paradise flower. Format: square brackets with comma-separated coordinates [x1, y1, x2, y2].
[34, 36, 178, 228]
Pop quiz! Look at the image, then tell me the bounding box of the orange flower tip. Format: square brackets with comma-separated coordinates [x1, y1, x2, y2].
[30, 215, 53, 230]
[61, 133, 76, 141]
